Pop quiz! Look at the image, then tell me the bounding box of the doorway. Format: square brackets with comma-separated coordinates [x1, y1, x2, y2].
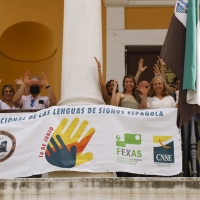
[125, 45, 162, 83]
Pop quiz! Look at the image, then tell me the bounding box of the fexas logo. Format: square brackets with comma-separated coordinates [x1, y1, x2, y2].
[116, 133, 142, 158]
[153, 136, 174, 163]
[0, 131, 16, 162]
[116, 133, 141, 147]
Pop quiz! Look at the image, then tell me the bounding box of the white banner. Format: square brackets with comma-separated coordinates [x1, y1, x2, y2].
[0, 105, 181, 178]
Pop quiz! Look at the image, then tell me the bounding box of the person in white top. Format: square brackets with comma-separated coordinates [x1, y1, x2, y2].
[0, 84, 19, 109]
[137, 76, 176, 109]
[13, 71, 57, 109]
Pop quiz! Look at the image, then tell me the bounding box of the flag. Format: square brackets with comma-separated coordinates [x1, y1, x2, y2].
[161, 0, 200, 127]
[184, 0, 199, 104]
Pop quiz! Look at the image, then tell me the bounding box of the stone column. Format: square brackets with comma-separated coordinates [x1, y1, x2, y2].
[58, 0, 104, 106]
[49, 0, 112, 178]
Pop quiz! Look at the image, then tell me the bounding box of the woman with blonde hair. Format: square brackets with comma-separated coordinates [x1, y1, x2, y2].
[138, 76, 176, 109]
[0, 84, 19, 109]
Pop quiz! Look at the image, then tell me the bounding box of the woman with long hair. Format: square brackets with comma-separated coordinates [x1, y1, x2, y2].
[111, 75, 141, 109]
[138, 76, 176, 109]
[95, 57, 147, 105]
[105, 79, 116, 98]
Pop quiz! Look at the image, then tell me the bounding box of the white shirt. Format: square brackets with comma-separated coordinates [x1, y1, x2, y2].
[0, 100, 19, 109]
[19, 94, 49, 109]
[147, 96, 176, 109]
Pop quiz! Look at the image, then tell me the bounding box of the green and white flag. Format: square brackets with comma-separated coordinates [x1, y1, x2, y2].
[161, 0, 200, 127]
[181, 0, 200, 104]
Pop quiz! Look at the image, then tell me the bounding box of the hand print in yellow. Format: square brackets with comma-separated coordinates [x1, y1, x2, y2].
[45, 118, 95, 168]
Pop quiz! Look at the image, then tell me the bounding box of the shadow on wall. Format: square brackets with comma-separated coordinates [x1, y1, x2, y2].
[0, 21, 58, 97]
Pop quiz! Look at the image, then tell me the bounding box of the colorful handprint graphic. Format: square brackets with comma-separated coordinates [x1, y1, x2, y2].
[45, 118, 95, 168]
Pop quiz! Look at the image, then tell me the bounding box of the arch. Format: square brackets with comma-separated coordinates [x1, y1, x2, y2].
[0, 21, 56, 62]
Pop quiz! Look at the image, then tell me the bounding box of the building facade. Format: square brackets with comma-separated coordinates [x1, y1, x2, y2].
[0, 0, 176, 100]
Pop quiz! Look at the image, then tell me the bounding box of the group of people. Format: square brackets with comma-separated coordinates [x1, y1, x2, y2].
[95, 56, 199, 177]
[1, 57, 175, 112]
[95, 56, 177, 110]
[0, 71, 57, 111]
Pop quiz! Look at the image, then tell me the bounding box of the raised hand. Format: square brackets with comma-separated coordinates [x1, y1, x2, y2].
[41, 72, 49, 87]
[45, 118, 95, 167]
[136, 82, 149, 98]
[153, 64, 161, 77]
[94, 57, 101, 71]
[14, 78, 24, 86]
[113, 79, 118, 91]
[24, 71, 30, 85]
[158, 56, 166, 66]
[138, 58, 147, 73]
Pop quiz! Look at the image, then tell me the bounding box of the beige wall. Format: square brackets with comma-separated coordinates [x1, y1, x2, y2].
[125, 7, 174, 29]
[0, 0, 107, 101]
[0, 0, 64, 99]
[0, 1, 173, 100]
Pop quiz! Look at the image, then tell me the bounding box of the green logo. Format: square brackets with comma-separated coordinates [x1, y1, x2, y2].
[116, 134, 141, 147]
